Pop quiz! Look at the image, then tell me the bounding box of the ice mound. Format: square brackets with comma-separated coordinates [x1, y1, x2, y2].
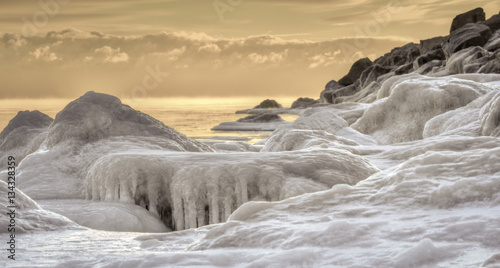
[0, 181, 78, 233]
[423, 90, 500, 138]
[38, 200, 169, 233]
[46, 91, 211, 152]
[271, 108, 376, 146]
[0, 110, 52, 167]
[15, 92, 213, 200]
[85, 150, 379, 230]
[352, 74, 493, 144]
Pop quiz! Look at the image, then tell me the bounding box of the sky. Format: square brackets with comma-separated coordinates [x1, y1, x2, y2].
[0, 0, 498, 99]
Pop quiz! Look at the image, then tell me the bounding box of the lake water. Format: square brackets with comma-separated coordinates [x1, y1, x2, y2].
[0, 97, 299, 143]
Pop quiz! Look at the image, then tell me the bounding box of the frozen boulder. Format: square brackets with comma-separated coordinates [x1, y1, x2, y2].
[446, 46, 500, 74]
[442, 23, 492, 59]
[338, 58, 373, 86]
[353, 75, 492, 144]
[253, 99, 282, 109]
[0, 111, 53, 167]
[45, 91, 211, 152]
[484, 29, 500, 52]
[320, 80, 344, 103]
[449, 7, 485, 33]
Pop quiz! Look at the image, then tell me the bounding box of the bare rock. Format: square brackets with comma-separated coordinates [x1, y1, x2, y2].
[291, 97, 318, 109]
[253, 99, 283, 109]
[442, 23, 492, 58]
[450, 7, 485, 33]
[338, 58, 373, 86]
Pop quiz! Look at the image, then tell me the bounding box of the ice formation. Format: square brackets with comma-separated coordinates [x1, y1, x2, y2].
[0, 110, 52, 168]
[352, 74, 495, 144]
[84, 150, 379, 230]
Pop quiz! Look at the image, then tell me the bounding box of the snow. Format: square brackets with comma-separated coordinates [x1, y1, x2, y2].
[3, 74, 500, 267]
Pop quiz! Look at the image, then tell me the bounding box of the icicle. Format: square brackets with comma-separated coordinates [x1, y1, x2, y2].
[210, 188, 219, 224]
[224, 197, 232, 221]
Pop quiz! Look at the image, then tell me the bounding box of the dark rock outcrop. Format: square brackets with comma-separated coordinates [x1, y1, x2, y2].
[415, 60, 446, 75]
[442, 23, 492, 58]
[359, 64, 392, 88]
[480, 13, 500, 32]
[338, 58, 373, 86]
[450, 7, 485, 33]
[374, 43, 420, 68]
[253, 99, 283, 109]
[320, 80, 343, 103]
[413, 48, 446, 70]
[291, 97, 318, 109]
[237, 114, 283, 123]
[420, 36, 446, 55]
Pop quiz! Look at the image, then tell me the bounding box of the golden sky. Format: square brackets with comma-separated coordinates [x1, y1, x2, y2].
[0, 0, 498, 99]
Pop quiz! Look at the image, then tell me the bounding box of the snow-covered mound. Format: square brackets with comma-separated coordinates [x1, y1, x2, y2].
[0, 110, 52, 168]
[85, 150, 379, 230]
[352, 74, 495, 144]
[0, 180, 78, 233]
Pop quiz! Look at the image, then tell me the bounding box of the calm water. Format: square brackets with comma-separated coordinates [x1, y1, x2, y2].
[0, 97, 299, 143]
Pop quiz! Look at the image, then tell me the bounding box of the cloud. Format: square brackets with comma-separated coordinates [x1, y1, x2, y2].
[88, 46, 129, 63]
[30, 46, 60, 61]
[0, 28, 409, 98]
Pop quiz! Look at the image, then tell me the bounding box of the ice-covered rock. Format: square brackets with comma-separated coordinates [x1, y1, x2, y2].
[273, 108, 377, 146]
[320, 80, 344, 103]
[15, 92, 213, 200]
[353, 74, 493, 144]
[45, 91, 211, 152]
[85, 149, 379, 230]
[446, 46, 500, 74]
[338, 57, 373, 86]
[449, 7, 486, 33]
[484, 29, 500, 52]
[359, 64, 392, 89]
[0, 110, 52, 168]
